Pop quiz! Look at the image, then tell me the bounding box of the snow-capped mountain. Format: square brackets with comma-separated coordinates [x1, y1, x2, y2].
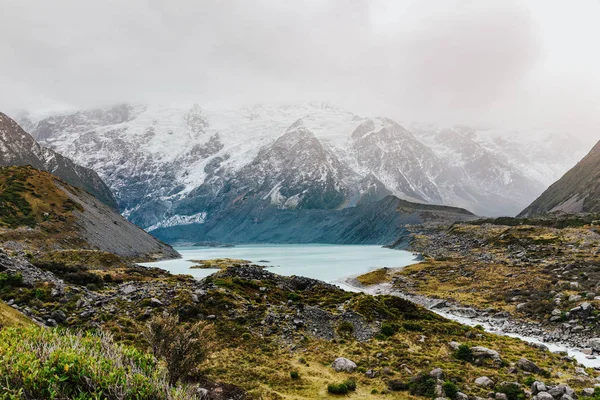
[17, 102, 587, 242]
[0, 112, 117, 209]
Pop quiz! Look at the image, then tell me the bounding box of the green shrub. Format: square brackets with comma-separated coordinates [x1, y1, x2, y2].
[402, 321, 423, 332]
[344, 378, 357, 391]
[453, 344, 473, 363]
[241, 332, 251, 341]
[337, 321, 354, 335]
[287, 292, 300, 301]
[409, 373, 437, 398]
[380, 322, 397, 337]
[0, 273, 23, 289]
[0, 325, 197, 399]
[290, 370, 300, 380]
[388, 380, 409, 391]
[496, 382, 525, 400]
[443, 381, 459, 399]
[327, 383, 349, 395]
[523, 376, 535, 387]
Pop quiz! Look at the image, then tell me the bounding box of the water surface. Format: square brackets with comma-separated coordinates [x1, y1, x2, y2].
[140, 244, 418, 291]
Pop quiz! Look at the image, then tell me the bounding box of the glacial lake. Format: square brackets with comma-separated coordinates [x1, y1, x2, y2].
[140, 244, 418, 291]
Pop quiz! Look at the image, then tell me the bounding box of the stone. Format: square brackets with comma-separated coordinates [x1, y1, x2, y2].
[365, 369, 378, 378]
[588, 338, 600, 352]
[495, 393, 508, 400]
[471, 346, 501, 361]
[430, 368, 445, 379]
[576, 367, 589, 376]
[475, 377, 495, 389]
[582, 388, 595, 397]
[548, 385, 566, 398]
[536, 392, 554, 400]
[448, 341, 461, 351]
[517, 358, 541, 373]
[149, 298, 163, 307]
[331, 357, 357, 373]
[531, 381, 547, 395]
[456, 392, 469, 400]
[50, 309, 67, 323]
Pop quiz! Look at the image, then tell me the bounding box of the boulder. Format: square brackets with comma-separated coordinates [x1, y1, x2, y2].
[332, 357, 357, 373]
[475, 377, 495, 389]
[430, 368, 445, 380]
[536, 392, 554, 400]
[588, 338, 600, 352]
[471, 346, 501, 363]
[495, 393, 508, 400]
[548, 385, 566, 398]
[457, 392, 469, 400]
[532, 381, 547, 395]
[517, 358, 541, 373]
[582, 388, 595, 397]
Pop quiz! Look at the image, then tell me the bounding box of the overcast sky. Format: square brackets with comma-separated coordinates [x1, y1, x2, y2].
[1, 0, 599, 139]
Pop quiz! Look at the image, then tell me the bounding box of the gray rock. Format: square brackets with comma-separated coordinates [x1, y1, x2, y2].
[457, 392, 469, 400]
[430, 368, 445, 379]
[517, 358, 541, 373]
[531, 381, 547, 395]
[50, 309, 66, 323]
[536, 392, 554, 400]
[495, 393, 508, 400]
[548, 385, 566, 398]
[588, 338, 600, 352]
[149, 298, 163, 307]
[365, 369, 378, 378]
[582, 388, 595, 397]
[331, 357, 357, 373]
[471, 346, 501, 361]
[475, 377, 495, 388]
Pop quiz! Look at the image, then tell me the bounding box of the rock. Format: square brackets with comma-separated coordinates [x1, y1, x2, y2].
[569, 295, 582, 302]
[365, 369, 378, 378]
[495, 393, 508, 400]
[430, 368, 445, 380]
[449, 341, 461, 351]
[457, 392, 469, 400]
[536, 392, 554, 400]
[331, 357, 357, 373]
[561, 396, 574, 400]
[548, 385, 566, 398]
[471, 346, 501, 362]
[475, 377, 495, 389]
[552, 309, 562, 316]
[149, 298, 163, 307]
[576, 367, 589, 376]
[532, 382, 547, 395]
[582, 388, 595, 397]
[45, 318, 57, 327]
[195, 388, 209, 399]
[50, 309, 67, 323]
[588, 338, 600, 352]
[517, 358, 541, 373]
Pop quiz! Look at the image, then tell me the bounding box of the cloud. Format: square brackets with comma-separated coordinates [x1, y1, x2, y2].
[0, 0, 598, 139]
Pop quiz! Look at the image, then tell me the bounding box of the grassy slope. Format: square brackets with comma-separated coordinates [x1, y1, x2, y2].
[0, 300, 32, 327]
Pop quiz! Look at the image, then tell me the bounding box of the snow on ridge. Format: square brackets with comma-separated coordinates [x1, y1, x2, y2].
[147, 212, 207, 232]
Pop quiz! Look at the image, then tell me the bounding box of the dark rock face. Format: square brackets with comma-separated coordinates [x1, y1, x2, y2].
[0, 112, 117, 210]
[520, 140, 600, 216]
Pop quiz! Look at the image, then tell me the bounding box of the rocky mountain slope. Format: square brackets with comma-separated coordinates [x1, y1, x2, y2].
[0, 112, 117, 209]
[17, 103, 586, 243]
[0, 247, 593, 399]
[0, 165, 177, 259]
[519, 140, 600, 216]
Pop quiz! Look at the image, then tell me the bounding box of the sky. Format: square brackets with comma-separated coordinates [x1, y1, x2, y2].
[1, 0, 599, 140]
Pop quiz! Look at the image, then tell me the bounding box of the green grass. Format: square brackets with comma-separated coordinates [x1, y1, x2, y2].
[0, 325, 197, 399]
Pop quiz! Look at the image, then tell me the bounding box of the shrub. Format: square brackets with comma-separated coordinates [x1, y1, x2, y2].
[241, 332, 251, 341]
[0, 273, 23, 288]
[496, 382, 525, 400]
[143, 313, 208, 386]
[337, 321, 354, 335]
[453, 344, 473, 363]
[402, 321, 423, 332]
[0, 325, 198, 399]
[290, 370, 300, 380]
[344, 378, 357, 391]
[380, 322, 397, 337]
[328, 383, 349, 395]
[443, 381, 459, 399]
[388, 380, 409, 391]
[409, 373, 437, 398]
[523, 376, 535, 387]
[287, 292, 300, 301]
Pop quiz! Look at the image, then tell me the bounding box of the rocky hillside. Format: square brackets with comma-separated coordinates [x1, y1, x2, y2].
[0, 166, 177, 259]
[0, 247, 594, 399]
[17, 104, 586, 244]
[520, 140, 600, 216]
[361, 215, 600, 350]
[152, 195, 476, 245]
[0, 112, 117, 210]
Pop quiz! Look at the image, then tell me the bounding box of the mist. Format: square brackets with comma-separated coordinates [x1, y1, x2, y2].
[1, 0, 599, 141]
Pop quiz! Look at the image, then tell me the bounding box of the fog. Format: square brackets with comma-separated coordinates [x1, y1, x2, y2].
[1, 0, 599, 140]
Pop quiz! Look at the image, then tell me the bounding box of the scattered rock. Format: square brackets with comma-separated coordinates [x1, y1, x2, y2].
[475, 377, 495, 389]
[331, 357, 357, 373]
[517, 358, 541, 373]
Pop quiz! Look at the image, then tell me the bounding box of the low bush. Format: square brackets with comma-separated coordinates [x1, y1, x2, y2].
[443, 381, 459, 399]
[388, 380, 409, 391]
[453, 344, 473, 363]
[409, 373, 437, 398]
[496, 382, 525, 400]
[327, 383, 349, 395]
[0, 325, 198, 399]
[380, 322, 397, 337]
[344, 378, 357, 391]
[290, 371, 300, 380]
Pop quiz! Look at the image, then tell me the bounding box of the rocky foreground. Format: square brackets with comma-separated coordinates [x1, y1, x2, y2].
[357, 216, 600, 356]
[2, 247, 600, 399]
